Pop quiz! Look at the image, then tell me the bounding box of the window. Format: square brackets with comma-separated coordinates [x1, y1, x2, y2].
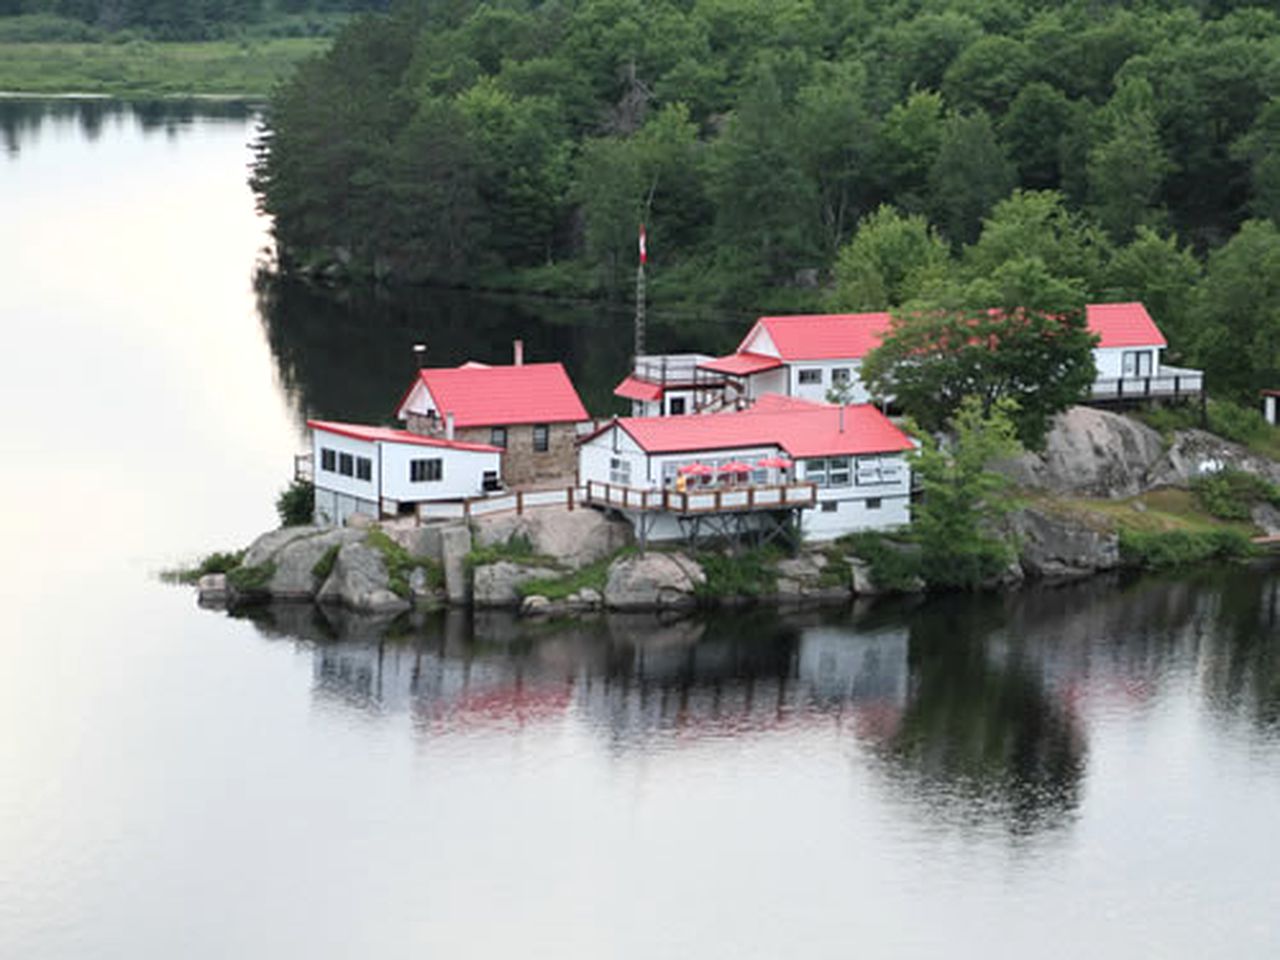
[609, 456, 631, 485]
[807, 457, 850, 487]
[532, 424, 550, 452]
[320, 448, 336, 472]
[482, 470, 500, 491]
[798, 369, 823, 385]
[338, 453, 353, 477]
[490, 427, 508, 449]
[1123, 350, 1153, 377]
[668, 397, 686, 416]
[832, 368, 851, 385]
[356, 457, 372, 481]
[821, 501, 838, 513]
[410, 458, 443, 482]
[866, 498, 882, 510]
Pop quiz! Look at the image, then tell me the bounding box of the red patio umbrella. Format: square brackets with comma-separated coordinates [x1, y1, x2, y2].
[756, 456, 793, 470]
[718, 461, 752, 473]
[678, 462, 714, 476]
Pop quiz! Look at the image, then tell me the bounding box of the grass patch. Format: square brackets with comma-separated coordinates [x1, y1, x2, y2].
[365, 528, 441, 599]
[311, 543, 339, 583]
[694, 545, 783, 599]
[161, 548, 245, 584]
[1138, 399, 1280, 461]
[0, 37, 330, 97]
[226, 560, 275, 593]
[1047, 488, 1258, 536]
[516, 557, 611, 601]
[1119, 529, 1256, 570]
[465, 532, 559, 570]
[1190, 469, 1280, 521]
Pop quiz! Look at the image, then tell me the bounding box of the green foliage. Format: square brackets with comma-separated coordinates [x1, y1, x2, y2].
[1191, 469, 1280, 521]
[1119, 528, 1255, 570]
[862, 263, 1096, 448]
[311, 543, 339, 582]
[275, 478, 314, 527]
[695, 546, 783, 599]
[831, 205, 949, 310]
[227, 560, 275, 593]
[516, 551, 631, 601]
[841, 532, 923, 592]
[162, 548, 246, 584]
[365, 528, 441, 599]
[1138, 399, 1280, 460]
[909, 397, 1023, 590]
[465, 532, 556, 569]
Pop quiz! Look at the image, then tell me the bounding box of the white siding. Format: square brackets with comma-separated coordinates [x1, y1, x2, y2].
[380, 443, 500, 503]
[312, 431, 381, 503]
[799, 451, 912, 540]
[740, 324, 780, 358]
[1266, 395, 1277, 425]
[747, 367, 788, 400]
[786, 360, 871, 404]
[1093, 345, 1162, 380]
[398, 380, 439, 419]
[578, 426, 648, 489]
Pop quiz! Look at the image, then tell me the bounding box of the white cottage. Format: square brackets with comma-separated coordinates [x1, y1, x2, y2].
[1265, 390, 1279, 426]
[309, 420, 502, 526]
[579, 395, 915, 543]
[629, 302, 1203, 410]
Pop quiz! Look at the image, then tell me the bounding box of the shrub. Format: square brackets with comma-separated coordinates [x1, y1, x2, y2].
[227, 561, 276, 593]
[276, 479, 314, 527]
[162, 548, 246, 584]
[311, 544, 339, 583]
[841, 532, 924, 591]
[465, 533, 550, 568]
[1119, 529, 1255, 570]
[1191, 468, 1280, 521]
[365, 528, 440, 598]
[695, 546, 782, 599]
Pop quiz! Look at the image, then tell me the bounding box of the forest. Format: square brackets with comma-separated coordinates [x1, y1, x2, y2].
[251, 0, 1280, 401]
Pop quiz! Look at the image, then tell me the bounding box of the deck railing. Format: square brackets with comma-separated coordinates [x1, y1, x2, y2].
[632, 353, 727, 389]
[1091, 364, 1204, 401]
[584, 479, 817, 514]
[416, 485, 585, 523]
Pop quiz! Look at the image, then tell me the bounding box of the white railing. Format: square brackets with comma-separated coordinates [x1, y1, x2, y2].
[415, 486, 587, 523]
[632, 353, 719, 386]
[583, 479, 817, 514]
[1091, 364, 1204, 401]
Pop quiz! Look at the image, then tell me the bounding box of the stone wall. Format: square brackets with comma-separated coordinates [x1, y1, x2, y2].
[406, 414, 578, 487]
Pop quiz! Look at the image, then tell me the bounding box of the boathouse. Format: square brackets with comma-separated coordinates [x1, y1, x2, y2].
[578, 395, 915, 544]
[309, 420, 502, 526]
[395, 342, 589, 488]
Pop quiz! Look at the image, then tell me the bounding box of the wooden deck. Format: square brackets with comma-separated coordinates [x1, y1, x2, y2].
[1089, 365, 1204, 402]
[584, 479, 817, 515]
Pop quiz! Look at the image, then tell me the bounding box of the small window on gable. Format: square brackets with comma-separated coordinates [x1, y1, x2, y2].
[320, 448, 336, 472]
[532, 424, 550, 452]
[490, 427, 508, 449]
[798, 369, 823, 385]
[339, 453, 354, 477]
[356, 457, 372, 481]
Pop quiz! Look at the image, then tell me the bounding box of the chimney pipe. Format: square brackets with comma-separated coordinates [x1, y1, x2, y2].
[412, 342, 427, 369]
[445, 412, 455, 441]
[513, 339, 524, 366]
[839, 403, 845, 433]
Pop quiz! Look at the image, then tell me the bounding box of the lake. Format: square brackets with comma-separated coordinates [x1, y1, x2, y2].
[1, 99, 1278, 959]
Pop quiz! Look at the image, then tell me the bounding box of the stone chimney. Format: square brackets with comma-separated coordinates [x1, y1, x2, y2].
[445, 412, 455, 441]
[513, 339, 524, 366]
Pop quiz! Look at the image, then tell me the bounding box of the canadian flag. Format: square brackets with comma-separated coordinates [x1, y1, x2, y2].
[638, 223, 647, 265]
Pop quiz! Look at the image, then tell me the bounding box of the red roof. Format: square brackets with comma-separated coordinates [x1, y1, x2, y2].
[308, 420, 501, 453]
[396, 363, 589, 427]
[614, 374, 664, 402]
[746, 312, 893, 361]
[614, 398, 914, 459]
[1085, 302, 1166, 349]
[698, 351, 784, 376]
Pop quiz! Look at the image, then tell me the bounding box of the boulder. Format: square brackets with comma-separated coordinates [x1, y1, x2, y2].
[382, 522, 449, 562]
[848, 557, 881, 596]
[520, 595, 551, 616]
[196, 573, 227, 605]
[241, 526, 319, 570]
[439, 525, 473, 606]
[995, 406, 1165, 498]
[315, 541, 410, 614]
[1014, 507, 1120, 580]
[1251, 502, 1280, 537]
[774, 552, 850, 604]
[1148, 429, 1280, 489]
[472, 561, 561, 608]
[604, 552, 705, 610]
[473, 508, 633, 570]
[267, 527, 363, 600]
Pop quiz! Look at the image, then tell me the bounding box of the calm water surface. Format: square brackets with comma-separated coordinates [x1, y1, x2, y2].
[1, 100, 1279, 959]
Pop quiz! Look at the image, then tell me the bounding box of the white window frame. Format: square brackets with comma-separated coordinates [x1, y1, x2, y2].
[798, 368, 823, 385]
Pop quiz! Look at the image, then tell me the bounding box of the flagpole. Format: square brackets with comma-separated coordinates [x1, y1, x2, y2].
[634, 223, 647, 361]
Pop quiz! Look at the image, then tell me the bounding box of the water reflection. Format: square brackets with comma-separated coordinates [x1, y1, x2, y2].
[253, 269, 746, 426]
[0, 97, 254, 157]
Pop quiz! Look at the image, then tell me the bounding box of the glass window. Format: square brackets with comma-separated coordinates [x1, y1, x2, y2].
[490, 427, 507, 449]
[832, 368, 851, 385]
[532, 424, 550, 452]
[866, 498, 882, 510]
[798, 369, 823, 385]
[320, 448, 336, 472]
[1123, 350, 1153, 377]
[805, 458, 827, 485]
[821, 501, 838, 513]
[668, 397, 686, 416]
[609, 457, 631, 485]
[828, 457, 851, 487]
[338, 453, 353, 477]
[356, 457, 372, 481]
[410, 458, 443, 482]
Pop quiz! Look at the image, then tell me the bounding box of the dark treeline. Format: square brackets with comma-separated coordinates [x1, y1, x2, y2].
[253, 0, 1280, 400]
[0, 0, 384, 39]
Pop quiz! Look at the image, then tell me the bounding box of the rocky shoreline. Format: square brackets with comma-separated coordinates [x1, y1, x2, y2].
[193, 407, 1280, 617]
